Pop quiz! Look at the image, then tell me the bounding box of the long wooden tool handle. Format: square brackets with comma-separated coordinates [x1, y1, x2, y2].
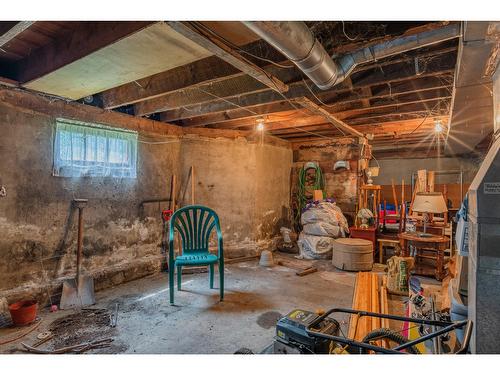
[170, 175, 177, 211]
[191, 166, 195, 205]
[76, 207, 84, 281]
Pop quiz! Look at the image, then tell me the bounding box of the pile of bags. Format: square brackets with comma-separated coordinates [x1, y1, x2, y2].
[297, 201, 349, 259]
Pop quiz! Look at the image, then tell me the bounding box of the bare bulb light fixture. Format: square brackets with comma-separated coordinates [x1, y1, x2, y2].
[256, 118, 265, 131]
[434, 119, 443, 133]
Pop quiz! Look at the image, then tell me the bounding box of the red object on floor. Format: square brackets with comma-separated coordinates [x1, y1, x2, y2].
[8, 300, 38, 326]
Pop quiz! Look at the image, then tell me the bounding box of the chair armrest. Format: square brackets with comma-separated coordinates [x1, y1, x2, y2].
[217, 229, 224, 261]
[168, 221, 176, 264]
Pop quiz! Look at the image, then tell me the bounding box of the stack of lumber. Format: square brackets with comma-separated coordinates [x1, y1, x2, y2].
[348, 272, 390, 349]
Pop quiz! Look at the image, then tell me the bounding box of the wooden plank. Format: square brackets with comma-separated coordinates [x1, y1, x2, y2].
[16, 22, 155, 84]
[294, 97, 365, 138]
[224, 255, 259, 264]
[174, 82, 453, 128]
[428, 171, 435, 192]
[0, 76, 19, 87]
[0, 21, 35, 48]
[101, 56, 242, 109]
[295, 267, 318, 277]
[101, 38, 285, 109]
[162, 69, 453, 123]
[167, 22, 288, 93]
[348, 272, 362, 339]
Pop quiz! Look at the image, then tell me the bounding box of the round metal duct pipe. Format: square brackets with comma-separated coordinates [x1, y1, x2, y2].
[243, 21, 343, 90]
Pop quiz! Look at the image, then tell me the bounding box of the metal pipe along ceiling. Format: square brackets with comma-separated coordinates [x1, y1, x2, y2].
[243, 21, 461, 90]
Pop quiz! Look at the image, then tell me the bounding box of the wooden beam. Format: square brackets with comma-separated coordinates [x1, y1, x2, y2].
[102, 57, 241, 109]
[16, 22, 155, 84]
[167, 22, 288, 93]
[295, 97, 365, 138]
[175, 82, 452, 128]
[165, 72, 452, 124]
[0, 21, 35, 48]
[211, 95, 450, 131]
[100, 22, 454, 110]
[137, 43, 456, 117]
[100, 39, 286, 109]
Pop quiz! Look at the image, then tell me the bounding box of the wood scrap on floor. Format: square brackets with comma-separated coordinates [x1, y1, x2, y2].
[224, 255, 259, 264]
[275, 257, 317, 277]
[348, 272, 384, 346]
[21, 338, 113, 354]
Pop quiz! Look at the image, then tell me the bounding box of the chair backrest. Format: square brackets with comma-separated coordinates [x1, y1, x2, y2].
[169, 205, 221, 254]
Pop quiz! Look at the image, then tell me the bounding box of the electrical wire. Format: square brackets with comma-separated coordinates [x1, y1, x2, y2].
[341, 21, 358, 41]
[190, 22, 296, 69]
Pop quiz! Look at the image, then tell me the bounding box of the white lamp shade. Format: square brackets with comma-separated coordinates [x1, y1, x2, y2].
[368, 166, 379, 177]
[412, 192, 448, 213]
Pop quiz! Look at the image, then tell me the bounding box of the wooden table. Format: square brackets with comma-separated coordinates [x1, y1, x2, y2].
[398, 232, 449, 281]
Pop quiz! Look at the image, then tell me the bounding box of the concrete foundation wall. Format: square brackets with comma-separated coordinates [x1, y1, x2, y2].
[0, 103, 292, 304]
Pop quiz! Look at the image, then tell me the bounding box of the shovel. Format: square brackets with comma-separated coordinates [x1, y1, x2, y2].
[60, 199, 95, 309]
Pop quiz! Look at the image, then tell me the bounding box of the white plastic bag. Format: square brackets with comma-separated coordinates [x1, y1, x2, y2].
[302, 222, 344, 238]
[301, 202, 349, 234]
[297, 233, 334, 259]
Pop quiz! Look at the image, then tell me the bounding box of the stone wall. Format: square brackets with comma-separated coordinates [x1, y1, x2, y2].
[0, 102, 292, 304]
[291, 138, 360, 225]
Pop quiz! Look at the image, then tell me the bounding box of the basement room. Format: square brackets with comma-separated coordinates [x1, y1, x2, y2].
[1, 1, 500, 367]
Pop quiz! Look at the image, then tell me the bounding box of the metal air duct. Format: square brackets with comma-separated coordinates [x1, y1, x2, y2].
[244, 21, 461, 90]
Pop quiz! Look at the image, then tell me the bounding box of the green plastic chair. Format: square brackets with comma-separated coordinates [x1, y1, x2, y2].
[168, 205, 224, 304]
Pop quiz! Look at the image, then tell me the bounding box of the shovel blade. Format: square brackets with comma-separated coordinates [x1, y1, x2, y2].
[60, 275, 95, 310]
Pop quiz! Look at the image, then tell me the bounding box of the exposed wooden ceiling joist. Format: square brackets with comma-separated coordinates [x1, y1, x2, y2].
[294, 97, 365, 138]
[133, 37, 456, 118]
[16, 22, 156, 85]
[174, 80, 452, 128]
[99, 39, 286, 109]
[0, 22, 35, 48]
[167, 21, 288, 94]
[207, 95, 450, 131]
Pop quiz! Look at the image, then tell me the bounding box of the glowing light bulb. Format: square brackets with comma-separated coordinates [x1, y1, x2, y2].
[256, 118, 265, 131]
[434, 120, 443, 133]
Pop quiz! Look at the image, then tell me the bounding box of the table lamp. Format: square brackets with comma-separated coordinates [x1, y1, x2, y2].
[412, 192, 448, 237]
[366, 166, 379, 185]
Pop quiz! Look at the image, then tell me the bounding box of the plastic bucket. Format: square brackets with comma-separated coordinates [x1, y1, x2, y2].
[8, 300, 38, 326]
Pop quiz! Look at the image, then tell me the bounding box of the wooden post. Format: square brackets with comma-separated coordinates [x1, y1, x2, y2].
[401, 178, 405, 206]
[391, 178, 399, 214]
[428, 171, 435, 193]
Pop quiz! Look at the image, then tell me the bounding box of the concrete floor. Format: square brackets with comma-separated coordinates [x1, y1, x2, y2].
[1, 256, 358, 354]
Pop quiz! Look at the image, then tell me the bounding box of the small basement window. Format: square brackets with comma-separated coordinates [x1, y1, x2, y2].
[53, 119, 138, 178]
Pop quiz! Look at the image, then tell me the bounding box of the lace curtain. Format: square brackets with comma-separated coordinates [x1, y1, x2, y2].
[53, 119, 138, 178]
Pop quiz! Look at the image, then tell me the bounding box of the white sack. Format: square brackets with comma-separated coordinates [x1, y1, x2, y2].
[297, 233, 334, 259]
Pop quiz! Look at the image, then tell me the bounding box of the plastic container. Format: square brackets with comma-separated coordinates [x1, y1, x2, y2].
[259, 250, 274, 267]
[8, 300, 38, 326]
[332, 238, 373, 271]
